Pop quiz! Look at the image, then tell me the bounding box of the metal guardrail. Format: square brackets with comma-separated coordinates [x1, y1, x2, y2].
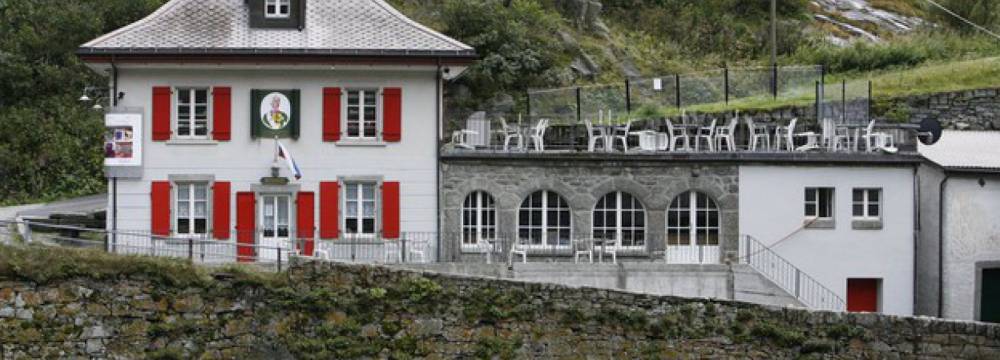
[738, 234, 846, 312]
[3, 220, 432, 271]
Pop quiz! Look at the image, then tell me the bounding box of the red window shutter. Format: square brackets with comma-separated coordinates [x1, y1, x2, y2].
[212, 87, 232, 141]
[297, 192, 315, 256]
[236, 192, 256, 262]
[319, 182, 339, 239]
[382, 87, 402, 142]
[152, 87, 172, 141]
[323, 87, 342, 142]
[212, 181, 231, 240]
[150, 181, 171, 236]
[382, 181, 400, 239]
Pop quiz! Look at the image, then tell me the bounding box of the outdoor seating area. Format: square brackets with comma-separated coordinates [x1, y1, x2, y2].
[450, 111, 911, 155]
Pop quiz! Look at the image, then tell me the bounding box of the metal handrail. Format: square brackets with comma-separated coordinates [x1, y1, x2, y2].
[738, 234, 846, 312]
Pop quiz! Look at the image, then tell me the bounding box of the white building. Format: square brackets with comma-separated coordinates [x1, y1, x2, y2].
[80, 0, 475, 262]
[918, 131, 1000, 322]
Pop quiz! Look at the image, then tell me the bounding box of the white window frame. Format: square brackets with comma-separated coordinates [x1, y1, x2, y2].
[343, 181, 379, 239]
[174, 88, 211, 139]
[666, 191, 720, 247]
[852, 188, 882, 220]
[805, 187, 835, 220]
[462, 191, 496, 249]
[174, 182, 210, 238]
[593, 192, 646, 249]
[344, 89, 381, 141]
[265, 0, 291, 18]
[518, 190, 572, 249]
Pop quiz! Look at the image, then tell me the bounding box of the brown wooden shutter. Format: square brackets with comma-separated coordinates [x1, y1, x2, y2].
[297, 192, 315, 256]
[152, 87, 172, 141]
[382, 181, 400, 239]
[212, 87, 232, 141]
[150, 181, 171, 236]
[236, 192, 256, 262]
[319, 182, 339, 239]
[212, 181, 231, 240]
[323, 87, 342, 142]
[382, 88, 402, 142]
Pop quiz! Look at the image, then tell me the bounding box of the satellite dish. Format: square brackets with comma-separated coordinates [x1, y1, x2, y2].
[917, 118, 943, 145]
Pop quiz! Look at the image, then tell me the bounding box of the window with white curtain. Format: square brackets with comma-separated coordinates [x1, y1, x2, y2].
[175, 182, 208, 236]
[346, 89, 379, 139]
[345, 182, 377, 236]
[518, 190, 571, 247]
[593, 192, 645, 248]
[462, 191, 496, 247]
[666, 191, 719, 246]
[175, 88, 209, 138]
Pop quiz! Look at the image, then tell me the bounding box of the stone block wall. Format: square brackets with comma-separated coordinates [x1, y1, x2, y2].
[440, 157, 739, 262]
[1, 254, 999, 359]
[892, 88, 1000, 130]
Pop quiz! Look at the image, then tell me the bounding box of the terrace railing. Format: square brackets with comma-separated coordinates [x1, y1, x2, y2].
[738, 234, 846, 312]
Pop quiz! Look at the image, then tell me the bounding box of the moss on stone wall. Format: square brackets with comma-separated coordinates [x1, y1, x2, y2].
[0, 245, 998, 358]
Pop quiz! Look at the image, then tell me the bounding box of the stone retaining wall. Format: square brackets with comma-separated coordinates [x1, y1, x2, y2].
[1, 254, 998, 359]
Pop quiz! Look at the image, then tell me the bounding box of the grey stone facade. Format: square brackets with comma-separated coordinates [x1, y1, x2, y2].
[440, 157, 739, 262]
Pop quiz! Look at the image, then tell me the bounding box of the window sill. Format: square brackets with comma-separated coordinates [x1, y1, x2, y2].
[852, 219, 883, 230]
[803, 218, 836, 229]
[166, 139, 219, 146]
[335, 140, 388, 147]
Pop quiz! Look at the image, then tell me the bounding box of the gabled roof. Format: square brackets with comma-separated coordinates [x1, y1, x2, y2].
[79, 0, 475, 59]
[920, 130, 1000, 172]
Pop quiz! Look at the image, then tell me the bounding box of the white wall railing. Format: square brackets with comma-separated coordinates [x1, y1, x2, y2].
[738, 234, 846, 312]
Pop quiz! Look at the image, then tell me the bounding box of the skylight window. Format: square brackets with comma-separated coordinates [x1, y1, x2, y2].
[265, 0, 291, 18]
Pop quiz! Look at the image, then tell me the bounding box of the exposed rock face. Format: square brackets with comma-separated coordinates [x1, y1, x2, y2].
[811, 0, 927, 44]
[558, 0, 610, 37]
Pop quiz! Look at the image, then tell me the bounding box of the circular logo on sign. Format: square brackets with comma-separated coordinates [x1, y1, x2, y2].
[260, 92, 291, 130]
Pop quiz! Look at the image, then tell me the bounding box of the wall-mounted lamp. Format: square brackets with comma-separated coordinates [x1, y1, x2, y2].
[78, 87, 125, 111]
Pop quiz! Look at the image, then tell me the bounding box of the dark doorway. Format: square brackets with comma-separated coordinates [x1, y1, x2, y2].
[981, 268, 1000, 323]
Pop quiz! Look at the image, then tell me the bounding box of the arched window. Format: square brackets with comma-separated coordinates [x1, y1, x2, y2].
[667, 191, 719, 247]
[593, 192, 646, 248]
[519, 190, 571, 247]
[462, 191, 496, 246]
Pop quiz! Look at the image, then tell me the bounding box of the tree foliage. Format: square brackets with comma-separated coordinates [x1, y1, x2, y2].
[0, 0, 166, 205]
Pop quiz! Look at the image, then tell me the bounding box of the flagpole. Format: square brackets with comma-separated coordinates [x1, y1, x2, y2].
[272, 136, 279, 178]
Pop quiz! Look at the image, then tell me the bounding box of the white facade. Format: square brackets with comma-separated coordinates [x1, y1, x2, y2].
[105, 65, 442, 258]
[739, 165, 916, 315]
[940, 176, 1000, 321]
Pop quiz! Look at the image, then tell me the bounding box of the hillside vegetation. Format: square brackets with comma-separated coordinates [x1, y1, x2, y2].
[1, 0, 998, 205]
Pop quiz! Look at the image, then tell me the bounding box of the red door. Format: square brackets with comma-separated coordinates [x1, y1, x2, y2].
[236, 192, 256, 263]
[847, 278, 880, 313]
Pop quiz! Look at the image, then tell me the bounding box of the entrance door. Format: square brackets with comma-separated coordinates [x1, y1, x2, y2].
[666, 191, 721, 264]
[847, 278, 880, 313]
[259, 194, 292, 262]
[981, 268, 1000, 323]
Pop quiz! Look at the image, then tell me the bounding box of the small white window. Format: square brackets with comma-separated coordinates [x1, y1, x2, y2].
[462, 191, 496, 247]
[176, 88, 209, 138]
[265, 0, 291, 18]
[346, 89, 379, 139]
[175, 183, 208, 236]
[344, 182, 377, 236]
[852, 188, 881, 219]
[805, 187, 835, 219]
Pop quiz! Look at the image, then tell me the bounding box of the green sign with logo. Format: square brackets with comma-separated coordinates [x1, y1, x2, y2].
[251, 89, 300, 139]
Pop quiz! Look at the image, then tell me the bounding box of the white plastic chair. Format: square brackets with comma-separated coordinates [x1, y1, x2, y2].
[407, 240, 429, 263]
[478, 240, 494, 264]
[510, 239, 528, 264]
[528, 119, 549, 152]
[602, 245, 618, 264]
[694, 119, 717, 151]
[832, 122, 854, 152]
[574, 239, 594, 264]
[715, 117, 738, 152]
[746, 117, 770, 151]
[610, 119, 632, 152]
[495, 117, 524, 151]
[774, 118, 798, 151]
[584, 120, 607, 152]
[382, 241, 402, 263]
[665, 119, 689, 151]
[451, 130, 478, 149]
[862, 120, 894, 152]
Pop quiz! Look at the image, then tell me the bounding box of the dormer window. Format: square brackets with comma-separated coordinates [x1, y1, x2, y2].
[265, 0, 291, 18]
